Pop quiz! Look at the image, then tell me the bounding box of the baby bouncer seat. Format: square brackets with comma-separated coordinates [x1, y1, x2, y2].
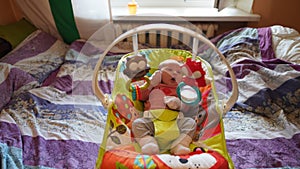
[92, 23, 238, 169]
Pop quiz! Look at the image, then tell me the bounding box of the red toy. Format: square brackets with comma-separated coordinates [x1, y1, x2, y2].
[181, 58, 207, 88]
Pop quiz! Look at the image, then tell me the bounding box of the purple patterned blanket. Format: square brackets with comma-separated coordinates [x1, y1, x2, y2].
[1, 25, 300, 169]
[0, 33, 112, 168]
[209, 26, 300, 169]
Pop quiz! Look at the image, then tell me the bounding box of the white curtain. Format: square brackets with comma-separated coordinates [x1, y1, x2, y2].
[14, 0, 111, 40]
[71, 0, 111, 39]
[15, 0, 62, 40]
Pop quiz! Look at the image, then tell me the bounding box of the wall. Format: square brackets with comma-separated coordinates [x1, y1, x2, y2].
[215, 0, 300, 35]
[248, 0, 300, 32]
[0, 0, 22, 25]
[1, 0, 299, 33]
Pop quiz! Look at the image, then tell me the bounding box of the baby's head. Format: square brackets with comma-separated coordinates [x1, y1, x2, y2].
[158, 59, 183, 86]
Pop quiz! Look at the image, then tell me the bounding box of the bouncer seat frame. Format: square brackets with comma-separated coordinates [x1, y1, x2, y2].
[92, 23, 238, 169]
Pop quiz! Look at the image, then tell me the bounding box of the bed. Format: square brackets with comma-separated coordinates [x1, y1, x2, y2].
[0, 24, 299, 169]
[209, 25, 300, 168]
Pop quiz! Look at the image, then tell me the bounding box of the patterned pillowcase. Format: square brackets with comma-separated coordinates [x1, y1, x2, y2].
[0, 63, 39, 110]
[0, 18, 37, 49]
[0, 30, 69, 83]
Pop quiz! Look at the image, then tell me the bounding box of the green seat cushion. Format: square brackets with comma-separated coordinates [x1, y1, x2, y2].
[0, 18, 37, 48]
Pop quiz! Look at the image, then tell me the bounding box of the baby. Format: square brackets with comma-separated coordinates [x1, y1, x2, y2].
[132, 59, 196, 155]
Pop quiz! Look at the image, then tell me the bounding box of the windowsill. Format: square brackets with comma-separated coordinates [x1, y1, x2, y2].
[111, 7, 261, 22]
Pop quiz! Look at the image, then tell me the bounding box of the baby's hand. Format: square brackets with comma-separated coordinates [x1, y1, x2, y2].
[164, 96, 181, 110]
[149, 71, 161, 88]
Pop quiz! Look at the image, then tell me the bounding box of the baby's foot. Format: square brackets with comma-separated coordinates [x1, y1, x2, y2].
[171, 144, 191, 155]
[141, 143, 159, 155]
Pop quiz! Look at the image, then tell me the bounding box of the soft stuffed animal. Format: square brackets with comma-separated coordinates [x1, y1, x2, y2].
[132, 59, 196, 155]
[181, 57, 209, 88]
[181, 58, 211, 141]
[123, 53, 150, 79]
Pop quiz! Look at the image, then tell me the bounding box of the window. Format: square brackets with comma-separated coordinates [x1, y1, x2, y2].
[110, 0, 259, 22]
[111, 0, 217, 8]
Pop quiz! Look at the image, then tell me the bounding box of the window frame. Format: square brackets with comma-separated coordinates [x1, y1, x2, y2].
[111, 0, 218, 8]
[109, 0, 260, 22]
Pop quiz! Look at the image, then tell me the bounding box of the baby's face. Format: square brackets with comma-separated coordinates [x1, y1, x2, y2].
[160, 63, 183, 86]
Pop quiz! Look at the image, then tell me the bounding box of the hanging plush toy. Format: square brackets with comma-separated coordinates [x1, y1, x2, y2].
[124, 54, 151, 100]
[181, 57, 208, 88]
[180, 57, 212, 141]
[123, 53, 150, 80]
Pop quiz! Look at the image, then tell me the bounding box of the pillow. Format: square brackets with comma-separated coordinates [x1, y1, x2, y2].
[0, 18, 37, 48]
[0, 63, 39, 110]
[0, 38, 12, 58]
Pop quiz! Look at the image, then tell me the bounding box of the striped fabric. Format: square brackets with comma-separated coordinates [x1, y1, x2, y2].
[15, 0, 110, 44]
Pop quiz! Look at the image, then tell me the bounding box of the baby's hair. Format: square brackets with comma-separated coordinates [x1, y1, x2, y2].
[158, 59, 183, 70]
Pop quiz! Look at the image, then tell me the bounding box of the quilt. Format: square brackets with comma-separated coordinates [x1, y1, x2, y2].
[1, 25, 300, 169]
[207, 25, 300, 169]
